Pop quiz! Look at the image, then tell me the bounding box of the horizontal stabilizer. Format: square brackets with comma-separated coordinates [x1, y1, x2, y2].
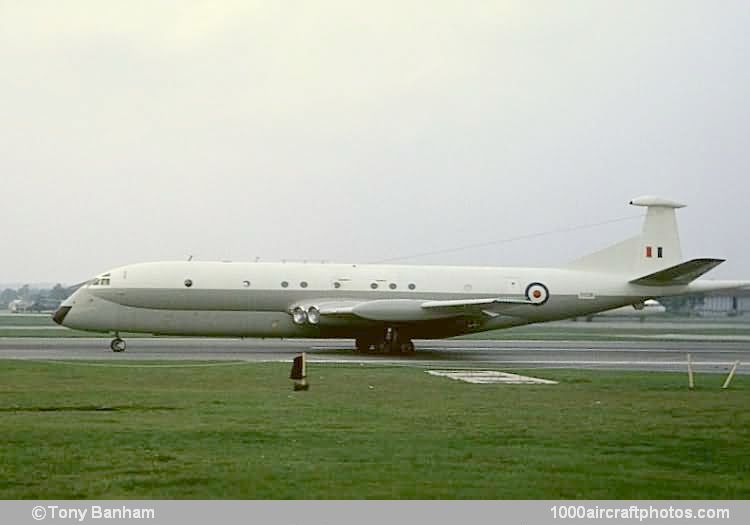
[629, 258, 725, 286]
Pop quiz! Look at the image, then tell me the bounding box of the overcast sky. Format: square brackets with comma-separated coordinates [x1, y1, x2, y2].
[2, 1, 749, 284]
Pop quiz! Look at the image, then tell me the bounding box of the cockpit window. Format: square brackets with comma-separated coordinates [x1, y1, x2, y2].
[91, 274, 111, 286]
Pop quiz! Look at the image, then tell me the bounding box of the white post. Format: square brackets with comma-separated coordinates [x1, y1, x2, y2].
[687, 353, 694, 390]
[722, 361, 740, 389]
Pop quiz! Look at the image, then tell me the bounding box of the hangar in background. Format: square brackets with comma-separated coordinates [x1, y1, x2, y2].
[700, 288, 750, 316]
[662, 288, 750, 317]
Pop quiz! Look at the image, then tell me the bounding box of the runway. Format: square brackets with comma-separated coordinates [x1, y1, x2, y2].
[0, 337, 747, 373]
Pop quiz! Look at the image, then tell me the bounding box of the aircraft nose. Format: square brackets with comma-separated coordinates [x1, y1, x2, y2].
[52, 306, 72, 326]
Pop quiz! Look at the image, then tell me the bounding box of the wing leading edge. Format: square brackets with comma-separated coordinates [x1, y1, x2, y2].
[313, 297, 532, 323]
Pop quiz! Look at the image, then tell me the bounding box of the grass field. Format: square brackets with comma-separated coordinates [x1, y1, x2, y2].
[0, 315, 56, 327]
[2, 313, 750, 341]
[1, 360, 748, 499]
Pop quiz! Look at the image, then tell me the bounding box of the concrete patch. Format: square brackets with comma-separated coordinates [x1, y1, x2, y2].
[427, 370, 558, 385]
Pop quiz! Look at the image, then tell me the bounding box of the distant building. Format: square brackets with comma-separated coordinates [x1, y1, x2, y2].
[7, 298, 60, 313]
[697, 289, 750, 316]
[661, 288, 750, 316]
[8, 299, 32, 313]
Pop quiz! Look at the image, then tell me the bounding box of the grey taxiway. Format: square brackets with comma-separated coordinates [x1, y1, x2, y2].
[0, 337, 746, 374]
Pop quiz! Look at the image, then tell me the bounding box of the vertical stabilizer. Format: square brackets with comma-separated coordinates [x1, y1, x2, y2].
[629, 196, 684, 274]
[568, 196, 685, 275]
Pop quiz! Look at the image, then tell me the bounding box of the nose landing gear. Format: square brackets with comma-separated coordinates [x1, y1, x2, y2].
[110, 336, 127, 352]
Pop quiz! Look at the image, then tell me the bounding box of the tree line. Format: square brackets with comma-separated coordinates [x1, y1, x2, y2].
[1, 284, 71, 310]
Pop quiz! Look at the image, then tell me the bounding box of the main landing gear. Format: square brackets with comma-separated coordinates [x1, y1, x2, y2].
[110, 335, 127, 353]
[355, 328, 416, 355]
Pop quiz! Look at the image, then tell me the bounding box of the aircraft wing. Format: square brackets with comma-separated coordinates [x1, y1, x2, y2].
[314, 297, 531, 323]
[421, 297, 531, 309]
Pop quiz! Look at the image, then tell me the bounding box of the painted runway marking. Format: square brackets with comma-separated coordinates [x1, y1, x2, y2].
[427, 370, 558, 385]
[461, 360, 742, 367]
[613, 334, 750, 342]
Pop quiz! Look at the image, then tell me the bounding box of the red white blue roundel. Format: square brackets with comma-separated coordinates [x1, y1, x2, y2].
[525, 282, 549, 305]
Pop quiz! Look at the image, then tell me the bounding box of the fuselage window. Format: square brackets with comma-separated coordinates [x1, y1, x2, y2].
[371, 283, 379, 290]
[389, 283, 397, 290]
[281, 281, 289, 288]
[242, 280, 251, 288]
[184, 279, 193, 288]
[408, 283, 416, 290]
[333, 282, 341, 289]
[300, 281, 308, 288]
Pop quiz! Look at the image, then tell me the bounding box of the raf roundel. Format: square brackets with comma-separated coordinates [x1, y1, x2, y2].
[525, 282, 549, 306]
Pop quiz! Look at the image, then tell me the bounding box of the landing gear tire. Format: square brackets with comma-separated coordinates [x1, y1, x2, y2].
[400, 340, 415, 354]
[110, 338, 126, 353]
[357, 332, 414, 355]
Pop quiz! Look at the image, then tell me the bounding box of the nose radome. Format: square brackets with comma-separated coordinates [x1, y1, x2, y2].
[52, 306, 72, 326]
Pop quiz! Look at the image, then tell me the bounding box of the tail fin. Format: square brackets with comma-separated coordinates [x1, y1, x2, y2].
[568, 196, 685, 275]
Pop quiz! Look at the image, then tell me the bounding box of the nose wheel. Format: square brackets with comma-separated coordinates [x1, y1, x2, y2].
[110, 337, 127, 352]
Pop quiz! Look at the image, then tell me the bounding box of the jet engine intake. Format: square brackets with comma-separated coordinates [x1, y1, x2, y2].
[307, 306, 320, 325]
[292, 307, 308, 325]
[291, 305, 322, 325]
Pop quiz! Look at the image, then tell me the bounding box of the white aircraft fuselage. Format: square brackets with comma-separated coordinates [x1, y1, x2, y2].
[53, 196, 748, 353]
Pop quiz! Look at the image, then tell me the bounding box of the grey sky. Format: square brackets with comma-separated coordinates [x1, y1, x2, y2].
[2, 1, 749, 284]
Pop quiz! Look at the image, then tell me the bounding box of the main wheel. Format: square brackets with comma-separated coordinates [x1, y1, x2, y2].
[110, 338, 126, 352]
[400, 340, 415, 354]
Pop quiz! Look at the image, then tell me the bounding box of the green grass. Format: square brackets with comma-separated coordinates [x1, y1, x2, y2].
[2, 313, 750, 342]
[0, 315, 57, 327]
[7, 326, 730, 341]
[460, 324, 750, 342]
[0, 330, 157, 338]
[0, 360, 748, 499]
[2, 313, 749, 341]
[0, 329, 103, 337]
